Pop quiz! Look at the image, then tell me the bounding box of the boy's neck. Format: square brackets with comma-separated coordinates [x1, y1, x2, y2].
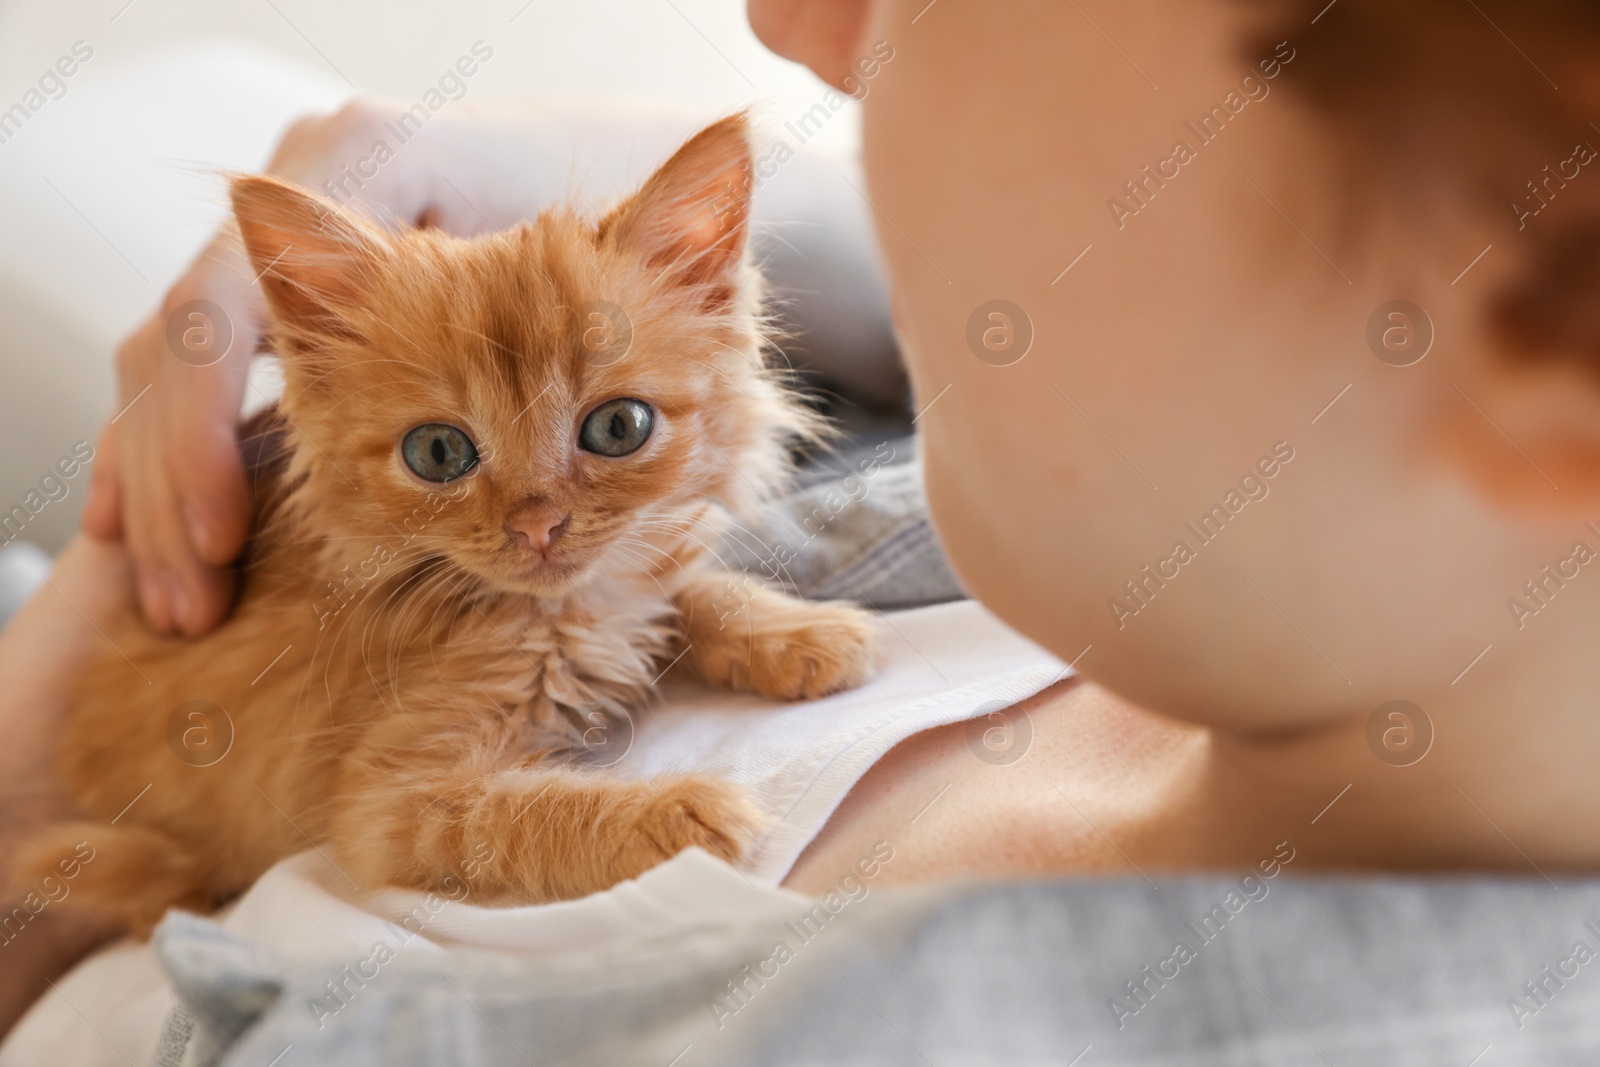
[1176, 669, 1599, 876]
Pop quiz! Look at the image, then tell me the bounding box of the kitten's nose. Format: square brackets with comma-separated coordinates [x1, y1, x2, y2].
[505, 505, 570, 555]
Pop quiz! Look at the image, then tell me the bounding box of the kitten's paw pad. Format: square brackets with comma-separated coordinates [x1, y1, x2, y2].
[623, 775, 762, 871]
[701, 602, 881, 700]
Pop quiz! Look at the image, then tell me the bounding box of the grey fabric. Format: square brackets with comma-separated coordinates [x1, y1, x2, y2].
[148, 1005, 196, 1067]
[735, 877, 1600, 1066]
[152, 915, 285, 1067]
[148, 900, 887, 1067]
[720, 437, 964, 610]
[148, 876, 1600, 1065]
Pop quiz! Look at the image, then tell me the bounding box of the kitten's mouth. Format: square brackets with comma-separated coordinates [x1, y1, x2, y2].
[524, 555, 579, 576]
[504, 551, 590, 593]
[483, 531, 616, 595]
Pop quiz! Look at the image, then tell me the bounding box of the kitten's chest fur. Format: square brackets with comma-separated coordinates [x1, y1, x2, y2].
[392, 564, 682, 734]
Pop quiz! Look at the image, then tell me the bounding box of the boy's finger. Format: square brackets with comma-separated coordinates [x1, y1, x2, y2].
[80, 425, 124, 543]
[173, 419, 252, 568]
[119, 431, 235, 636]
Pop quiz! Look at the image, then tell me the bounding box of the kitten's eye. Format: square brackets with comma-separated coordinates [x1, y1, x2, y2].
[401, 424, 478, 482]
[579, 398, 654, 457]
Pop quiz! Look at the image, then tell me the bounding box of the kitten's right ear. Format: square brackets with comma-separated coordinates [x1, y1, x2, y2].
[230, 175, 384, 340]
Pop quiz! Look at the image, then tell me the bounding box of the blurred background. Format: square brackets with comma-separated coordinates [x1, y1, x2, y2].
[0, 0, 858, 552]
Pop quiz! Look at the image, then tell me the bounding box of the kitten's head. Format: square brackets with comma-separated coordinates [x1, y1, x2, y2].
[233, 114, 813, 597]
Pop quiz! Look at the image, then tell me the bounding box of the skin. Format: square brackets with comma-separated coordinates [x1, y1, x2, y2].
[11, 0, 1600, 1027]
[775, 0, 1600, 888]
[0, 540, 136, 1034]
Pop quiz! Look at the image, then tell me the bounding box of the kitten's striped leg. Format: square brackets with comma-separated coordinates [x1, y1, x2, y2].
[10, 821, 210, 938]
[329, 712, 762, 903]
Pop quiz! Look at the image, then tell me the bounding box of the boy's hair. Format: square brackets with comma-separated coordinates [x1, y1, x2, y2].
[1247, 0, 1598, 193]
[1248, 0, 1600, 370]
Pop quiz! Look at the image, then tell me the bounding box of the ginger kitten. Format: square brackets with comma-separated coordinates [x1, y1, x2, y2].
[16, 114, 879, 935]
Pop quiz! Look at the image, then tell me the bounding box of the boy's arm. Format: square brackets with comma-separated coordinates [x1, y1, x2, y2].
[0, 537, 136, 1035]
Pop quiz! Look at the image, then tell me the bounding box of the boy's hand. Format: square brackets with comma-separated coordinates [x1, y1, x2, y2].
[81, 100, 445, 636]
[81, 274, 254, 637]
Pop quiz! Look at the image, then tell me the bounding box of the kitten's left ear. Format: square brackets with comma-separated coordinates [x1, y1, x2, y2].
[601, 113, 755, 304]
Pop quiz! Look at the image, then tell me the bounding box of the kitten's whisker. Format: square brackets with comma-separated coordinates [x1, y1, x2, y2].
[628, 519, 790, 585]
[422, 569, 480, 679]
[355, 555, 458, 704]
[612, 542, 672, 579]
[378, 560, 471, 697]
[613, 534, 683, 563]
[707, 521, 803, 591]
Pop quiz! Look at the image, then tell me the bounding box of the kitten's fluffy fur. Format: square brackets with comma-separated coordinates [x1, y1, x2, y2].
[17, 115, 879, 935]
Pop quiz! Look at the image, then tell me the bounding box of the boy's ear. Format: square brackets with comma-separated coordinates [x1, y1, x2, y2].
[1441, 220, 1600, 517]
[230, 175, 385, 341]
[1435, 356, 1600, 519]
[600, 113, 754, 303]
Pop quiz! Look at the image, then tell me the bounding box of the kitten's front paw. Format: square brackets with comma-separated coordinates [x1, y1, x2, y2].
[699, 600, 880, 701]
[620, 774, 763, 872]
